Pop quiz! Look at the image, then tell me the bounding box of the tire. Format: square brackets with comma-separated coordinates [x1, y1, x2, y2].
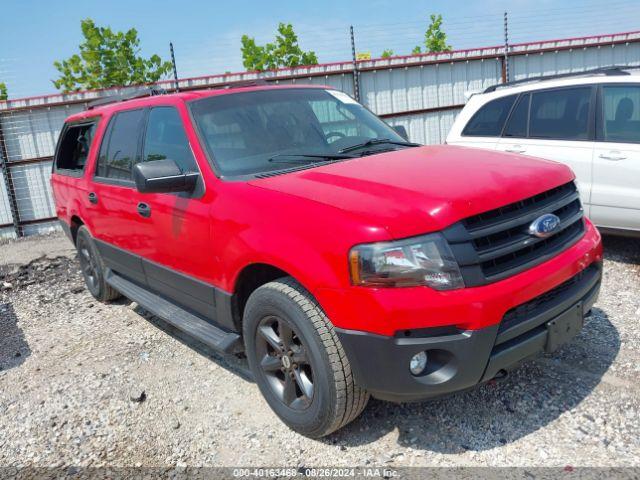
[243, 277, 369, 438]
[76, 226, 121, 302]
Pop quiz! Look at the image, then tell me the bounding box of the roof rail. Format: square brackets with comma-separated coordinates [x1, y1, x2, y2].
[219, 79, 270, 90]
[483, 65, 640, 93]
[87, 86, 167, 110]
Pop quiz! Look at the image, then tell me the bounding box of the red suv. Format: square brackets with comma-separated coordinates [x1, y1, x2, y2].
[51, 85, 603, 437]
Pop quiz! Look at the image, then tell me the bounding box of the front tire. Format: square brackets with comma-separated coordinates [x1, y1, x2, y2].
[76, 226, 121, 302]
[243, 277, 369, 438]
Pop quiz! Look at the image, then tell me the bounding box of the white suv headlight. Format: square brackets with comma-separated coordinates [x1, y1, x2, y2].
[349, 233, 465, 290]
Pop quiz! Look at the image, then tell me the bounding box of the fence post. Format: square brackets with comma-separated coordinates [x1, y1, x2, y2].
[170, 42, 180, 93]
[350, 25, 361, 102]
[502, 11, 510, 83]
[0, 116, 22, 237]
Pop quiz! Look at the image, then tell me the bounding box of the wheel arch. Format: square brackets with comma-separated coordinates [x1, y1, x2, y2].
[231, 262, 293, 331]
[225, 227, 348, 332]
[69, 215, 85, 245]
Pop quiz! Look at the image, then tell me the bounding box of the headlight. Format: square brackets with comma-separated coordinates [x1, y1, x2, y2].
[348, 233, 464, 290]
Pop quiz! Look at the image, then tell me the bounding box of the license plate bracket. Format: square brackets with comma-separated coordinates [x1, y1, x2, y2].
[545, 302, 584, 353]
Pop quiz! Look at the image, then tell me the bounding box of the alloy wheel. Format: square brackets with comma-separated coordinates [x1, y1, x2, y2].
[255, 315, 315, 410]
[78, 239, 98, 291]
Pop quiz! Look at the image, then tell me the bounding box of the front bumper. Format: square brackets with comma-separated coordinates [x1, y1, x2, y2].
[336, 261, 602, 402]
[317, 220, 602, 336]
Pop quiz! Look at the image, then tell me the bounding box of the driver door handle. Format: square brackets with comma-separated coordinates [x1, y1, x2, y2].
[137, 202, 151, 218]
[505, 145, 526, 154]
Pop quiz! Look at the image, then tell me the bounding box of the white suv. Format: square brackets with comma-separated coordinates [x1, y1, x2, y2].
[447, 67, 640, 236]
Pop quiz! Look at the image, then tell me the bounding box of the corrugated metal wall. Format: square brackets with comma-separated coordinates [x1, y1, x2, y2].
[0, 169, 14, 240]
[274, 73, 356, 95]
[0, 31, 639, 239]
[384, 109, 462, 146]
[11, 161, 56, 221]
[1, 106, 86, 161]
[511, 39, 640, 80]
[361, 59, 502, 115]
[0, 104, 88, 239]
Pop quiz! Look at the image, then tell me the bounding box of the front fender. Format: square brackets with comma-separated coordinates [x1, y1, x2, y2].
[210, 184, 392, 295]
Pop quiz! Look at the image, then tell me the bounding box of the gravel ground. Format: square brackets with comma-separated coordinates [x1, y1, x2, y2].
[0, 232, 638, 469]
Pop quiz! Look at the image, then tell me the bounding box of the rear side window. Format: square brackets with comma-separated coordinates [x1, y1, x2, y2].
[54, 121, 97, 174]
[142, 107, 198, 172]
[601, 85, 640, 143]
[503, 94, 529, 138]
[529, 87, 591, 140]
[462, 95, 516, 137]
[96, 109, 145, 181]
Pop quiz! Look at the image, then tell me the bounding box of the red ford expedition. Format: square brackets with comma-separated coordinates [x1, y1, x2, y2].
[51, 85, 603, 438]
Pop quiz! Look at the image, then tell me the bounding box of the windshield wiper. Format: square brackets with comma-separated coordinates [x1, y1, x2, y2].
[338, 138, 420, 154]
[268, 153, 356, 164]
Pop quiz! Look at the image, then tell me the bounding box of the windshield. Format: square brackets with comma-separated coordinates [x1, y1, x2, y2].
[189, 88, 411, 176]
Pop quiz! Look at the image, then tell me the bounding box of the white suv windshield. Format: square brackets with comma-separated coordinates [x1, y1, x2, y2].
[189, 88, 408, 176]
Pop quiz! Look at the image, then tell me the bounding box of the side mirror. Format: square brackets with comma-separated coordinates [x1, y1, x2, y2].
[133, 159, 199, 194]
[392, 125, 409, 141]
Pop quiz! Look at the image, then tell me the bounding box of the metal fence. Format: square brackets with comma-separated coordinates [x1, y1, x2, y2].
[1, 30, 639, 240]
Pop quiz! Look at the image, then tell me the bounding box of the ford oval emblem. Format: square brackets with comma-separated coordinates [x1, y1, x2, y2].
[528, 213, 561, 238]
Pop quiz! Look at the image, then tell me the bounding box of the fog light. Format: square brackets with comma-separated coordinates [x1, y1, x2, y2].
[409, 351, 428, 376]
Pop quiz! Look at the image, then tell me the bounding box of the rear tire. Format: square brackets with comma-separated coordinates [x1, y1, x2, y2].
[76, 226, 121, 302]
[243, 277, 369, 438]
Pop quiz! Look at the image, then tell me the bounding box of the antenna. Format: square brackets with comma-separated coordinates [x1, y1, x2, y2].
[170, 42, 180, 93]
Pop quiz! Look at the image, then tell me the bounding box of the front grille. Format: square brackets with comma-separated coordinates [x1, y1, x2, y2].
[443, 182, 586, 287]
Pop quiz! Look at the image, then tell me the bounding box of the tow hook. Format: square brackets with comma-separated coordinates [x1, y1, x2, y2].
[491, 369, 509, 382]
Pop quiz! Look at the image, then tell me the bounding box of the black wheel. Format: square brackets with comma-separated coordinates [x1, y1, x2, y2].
[243, 277, 369, 438]
[76, 226, 121, 302]
[255, 315, 315, 411]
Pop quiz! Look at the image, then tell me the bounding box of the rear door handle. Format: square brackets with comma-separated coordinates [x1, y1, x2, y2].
[599, 151, 627, 161]
[88, 192, 98, 204]
[137, 202, 151, 218]
[505, 145, 526, 153]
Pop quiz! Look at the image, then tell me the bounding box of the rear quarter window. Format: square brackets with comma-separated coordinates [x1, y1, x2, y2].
[53, 120, 98, 175]
[462, 95, 516, 137]
[600, 85, 640, 143]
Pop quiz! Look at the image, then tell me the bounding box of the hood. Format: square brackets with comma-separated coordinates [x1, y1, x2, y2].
[249, 145, 575, 239]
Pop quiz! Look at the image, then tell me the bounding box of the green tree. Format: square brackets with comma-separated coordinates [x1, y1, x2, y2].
[0, 82, 7, 101]
[381, 49, 394, 58]
[241, 23, 318, 71]
[412, 14, 452, 54]
[53, 19, 173, 93]
[241, 36, 270, 71]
